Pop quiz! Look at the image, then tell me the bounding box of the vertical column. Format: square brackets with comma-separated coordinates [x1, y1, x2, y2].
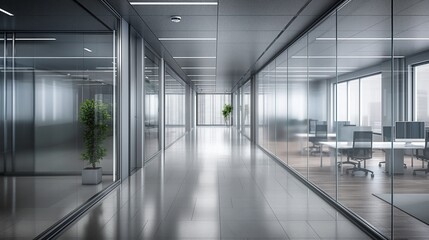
[120, 19, 130, 180]
[136, 37, 144, 168]
[160, 58, 165, 151]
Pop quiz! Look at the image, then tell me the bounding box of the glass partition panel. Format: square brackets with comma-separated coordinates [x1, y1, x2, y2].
[9, 32, 116, 176]
[165, 66, 186, 146]
[337, 0, 392, 238]
[267, 61, 277, 154]
[393, 0, 429, 238]
[144, 47, 161, 161]
[287, 36, 308, 178]
[256, 72, 265, 147]
[242, 80, 251, 138]
[0, 35, 4, 174]
[257, 66, 269, 150]
[307, 13, 336, 197]
[275, 51, 288, 165]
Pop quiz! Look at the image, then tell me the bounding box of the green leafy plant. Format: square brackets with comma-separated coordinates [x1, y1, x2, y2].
[222, 104, 233, 123]
[79, 99, 111, 168]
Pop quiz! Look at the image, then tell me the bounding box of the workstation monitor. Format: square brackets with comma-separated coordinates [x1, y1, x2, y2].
[395, 121, 425, 143]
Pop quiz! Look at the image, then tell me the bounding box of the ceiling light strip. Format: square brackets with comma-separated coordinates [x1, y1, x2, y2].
[291, 55, 403, 59]
[0, 38, 57, 41]
[317, 37, 429, 41]
[130, 2, 218, 6]
[0, 8, 13, 16]
[173, 56, 216, 59]
[159, 37, 216, 41]
[182, 67, 216, 69]
[188, 75, 216, 77]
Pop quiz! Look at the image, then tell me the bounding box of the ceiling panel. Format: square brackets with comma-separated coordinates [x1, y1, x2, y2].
[130, 5, 217, 16]
[218, 16, 294, 31]
[218, 0, 307, 16]
[218, 31, 281, 43]
[127, 0, 343, 92]
[0, 0, 112, 31]
[160, 42, 216, 56]
[141, 16, 217, 31]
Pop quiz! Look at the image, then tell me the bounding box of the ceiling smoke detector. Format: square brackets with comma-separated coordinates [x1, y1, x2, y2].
[170, 16, 181, 23]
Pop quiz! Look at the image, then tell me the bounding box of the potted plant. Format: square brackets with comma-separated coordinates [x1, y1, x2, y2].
[80, 99, 111, 185]
[222, 104, 233, 125]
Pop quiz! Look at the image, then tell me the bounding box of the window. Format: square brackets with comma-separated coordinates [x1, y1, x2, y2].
[333, 74, 382, 132]
[197, 94, 231, 125]
[414, 63, 429, 125]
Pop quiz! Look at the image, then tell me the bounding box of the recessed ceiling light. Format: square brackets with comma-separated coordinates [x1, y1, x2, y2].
[130, 2, 218, 6]
[171, 16, 181, 23]
[174, 56, 216, 59]
[84, 48, 93, 53]
[159, 37, 216, 41]
[0, 7, 13, 16]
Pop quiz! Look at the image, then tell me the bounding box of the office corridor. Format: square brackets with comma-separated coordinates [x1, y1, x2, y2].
[60, 127, 370, 239]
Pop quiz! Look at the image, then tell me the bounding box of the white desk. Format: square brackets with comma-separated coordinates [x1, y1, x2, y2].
[320, 141, 425, 174]
[296, 133, 336, 155]
[296, 133, 336, 138]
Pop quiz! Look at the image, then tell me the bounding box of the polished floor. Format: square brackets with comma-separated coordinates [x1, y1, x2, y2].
[0, 175, 113, 239]
[60, 127, 370, 239]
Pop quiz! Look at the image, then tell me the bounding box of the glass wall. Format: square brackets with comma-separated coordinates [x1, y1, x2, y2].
[249, 0, 429, 238]
[197, 94, 231, 125]
[307, 12, 335, 197]
[165, 66, 186, 147]
[0, 30, 118, 237]
[144, 47, 161, 161]
[0, 32, 116, 175]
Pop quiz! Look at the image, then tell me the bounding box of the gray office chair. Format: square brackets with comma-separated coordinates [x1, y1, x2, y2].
[413, 130, 429, 175]
[346, 131, 374, 178]
[309, 124, 327, 155]
[337, 124, 358, 168]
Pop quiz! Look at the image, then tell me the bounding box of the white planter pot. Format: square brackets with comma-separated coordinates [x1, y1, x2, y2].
[82, 167, 102, 185]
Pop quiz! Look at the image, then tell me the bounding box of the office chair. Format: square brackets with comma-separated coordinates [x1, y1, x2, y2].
[346, 131, 374, 178]
[378, 126, 407, 168]
[413, 130, 429, 175]
[309, 124, 327, 155]
[309, 119, 317, 134]
[337, 124, 358, 168]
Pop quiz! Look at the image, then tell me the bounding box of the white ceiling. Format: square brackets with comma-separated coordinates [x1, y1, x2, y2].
[128, 0, 341, 92]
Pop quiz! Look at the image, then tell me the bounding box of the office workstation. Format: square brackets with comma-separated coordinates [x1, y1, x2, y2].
[319, 121, 428, 175]
[253, 0, 429, 238]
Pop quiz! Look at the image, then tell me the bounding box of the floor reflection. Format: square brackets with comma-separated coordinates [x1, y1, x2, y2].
[60, 127, 370, 239]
